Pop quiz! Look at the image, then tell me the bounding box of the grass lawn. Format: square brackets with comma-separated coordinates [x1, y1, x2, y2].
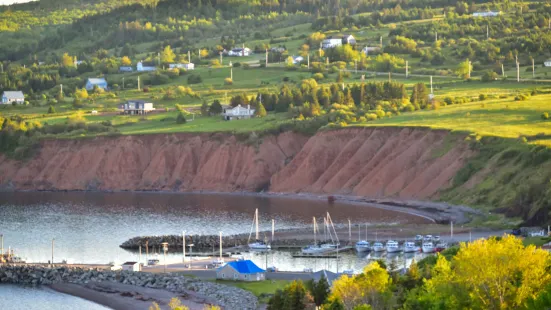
[215, 279, 290, 303]
[357, 92, 551, 145]
[522, 236, 551, 247]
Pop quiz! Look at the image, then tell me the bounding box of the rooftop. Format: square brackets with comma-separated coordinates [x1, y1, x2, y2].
[222, 260, 265, 274]
[87, 78, 107, 84]
[2, 91, 24, 99]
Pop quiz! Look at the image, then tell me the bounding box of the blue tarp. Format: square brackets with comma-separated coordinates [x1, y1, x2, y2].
[222, 260, 265, 274]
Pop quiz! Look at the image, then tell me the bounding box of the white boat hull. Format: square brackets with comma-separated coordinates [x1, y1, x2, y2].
[422, 247, 436, 253]
[404, 246, 419, 253]
[372, 246, 385, 252]
[302, 247, 328, 254]
[355, 246, 370, 253]
[386, 247, 402, 253]
[249, 243, 271, 250]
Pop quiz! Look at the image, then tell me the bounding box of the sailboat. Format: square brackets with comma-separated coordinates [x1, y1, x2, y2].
[320, 212, 340, 249]
[248, 209, 271, 250]
[355, 223, 370, 253]
[302, 217, 327, 254]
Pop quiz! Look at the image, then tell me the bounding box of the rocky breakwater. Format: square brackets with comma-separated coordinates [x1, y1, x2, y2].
[121, 234, 315, 250]
[0, 265, 257, 309]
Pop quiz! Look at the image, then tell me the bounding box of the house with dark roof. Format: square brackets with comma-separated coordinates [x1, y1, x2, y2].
[85, 78, 108, 91]
[1, 91, 25, 104]
[216, 260, 265, 281]
[121, 100, 155, 115]
[121, 261, 141, 272]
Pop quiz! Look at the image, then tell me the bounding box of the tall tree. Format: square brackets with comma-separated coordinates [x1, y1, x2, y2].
[161, 46, 176, 64]
[456, 59, 472, 79]
[410, 83, 428, 109]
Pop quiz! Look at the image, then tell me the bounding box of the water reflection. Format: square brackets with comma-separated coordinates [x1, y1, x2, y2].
[0, 191, 430, 267]
[0, 285, 109, 310]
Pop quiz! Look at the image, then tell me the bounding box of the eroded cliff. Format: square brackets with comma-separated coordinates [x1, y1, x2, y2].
[0, 128, 474, 199]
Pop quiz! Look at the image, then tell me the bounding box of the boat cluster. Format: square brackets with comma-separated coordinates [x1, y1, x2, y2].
[356, 235, 447, 254]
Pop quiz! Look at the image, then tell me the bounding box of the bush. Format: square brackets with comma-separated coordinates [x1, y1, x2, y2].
[232, 62, 241, 67]
[443, 97, 453, 105]
[515, 94, 529, 101]
[481, 70, 498, 82]
[479, 94, 487, 101]
[224, 78, 233, 85]
[143, 87, 150, 93]
[312, 73, 324, 81]
[542, 112, 549, 120]
[48, 106, 56, 114]
[187, 74, 203, 84]
[176, 112, 187, 124]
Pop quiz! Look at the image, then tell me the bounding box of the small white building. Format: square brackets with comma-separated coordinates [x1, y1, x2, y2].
[544, 60, 551, 67]
[85, 78, 108, 91]
[473, 11, 501, 17]
[322, 38, 343, 49]
[342, 34, 356, 45]
[122, 100, 155, 115]
[362, 46, 381, 55]
[169, 63, 195, 70]
[137, 61, 157, 72]
[1, 91, 25, 104]
[222, 104, 255, 121]
[292, 56, 304, 64]
[121, 261, 141, 272]
[216, 260, 265, 281]
[228, 48, 251, 57]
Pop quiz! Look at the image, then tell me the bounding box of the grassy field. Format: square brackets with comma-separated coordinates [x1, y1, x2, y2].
[358, 91, 551, 145]
[215, 280, 290, 303]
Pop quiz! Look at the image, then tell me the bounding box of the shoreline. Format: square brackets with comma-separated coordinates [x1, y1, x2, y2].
[0, 189, 485, 224]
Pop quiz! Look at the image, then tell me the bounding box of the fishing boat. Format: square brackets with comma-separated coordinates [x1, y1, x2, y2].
[248, 209, 271, 250]
[403, 241, 419, 253]
[372, 242, 385, 252]
[147, 258, 160, 265]
[422, 242, 436, 253]
[435, 242, 448, 252]
[355, 223, 371, 253]
[386, 240, 402, 253]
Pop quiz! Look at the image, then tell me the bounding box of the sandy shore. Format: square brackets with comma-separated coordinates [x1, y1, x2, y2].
[50, 281, 218, 310]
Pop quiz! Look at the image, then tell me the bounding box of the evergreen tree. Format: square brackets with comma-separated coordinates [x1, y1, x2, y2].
[200, 101, 209, 116]
[410, 83, 428, 109]
[209, 100, 223, 115]
[48, 105, 56, 114]
[255, 102, 267, 117]
[176, 112, 186, 124]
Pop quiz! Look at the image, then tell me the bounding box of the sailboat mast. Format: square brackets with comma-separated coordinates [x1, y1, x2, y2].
[365, 223, 368, 240]
[255, 209, 259, 240]
[313, 217, 317, 244]
[271, 219, 274, 243]
[358, 223, 360, 241]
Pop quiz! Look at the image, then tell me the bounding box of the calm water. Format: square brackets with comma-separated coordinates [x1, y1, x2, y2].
[0, 284, 110, 310]
[0, 191, 430, 271]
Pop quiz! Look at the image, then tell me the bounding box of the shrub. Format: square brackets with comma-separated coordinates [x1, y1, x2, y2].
[242, 63, 250, 69]
[479, 94, 487, 101]
[48, 106, 56, 114]
[143, 87, 150, 93]
[366, 113, 378, 121]
[542, 112, 549, 120]
[232, 62, 241, 67]
[515, 94, 529, 101]
[283, 76, 290, 82]
[312, 73, 324, 81]
[444, 97, 453, 105]
[176, 112, 187, 124]
[187, 74, 203, 84]
[224, 78, 233, 85]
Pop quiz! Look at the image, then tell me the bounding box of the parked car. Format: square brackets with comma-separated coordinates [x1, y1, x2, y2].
[415, 235, 423, 241]
[424, 235, 433, 242]
[432, 236, 440, 242]
[511, 228, 522, 236]
[267, 266, 278, 272]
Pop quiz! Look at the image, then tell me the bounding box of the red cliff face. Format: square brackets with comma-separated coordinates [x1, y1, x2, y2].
[0, 128, 474, 199]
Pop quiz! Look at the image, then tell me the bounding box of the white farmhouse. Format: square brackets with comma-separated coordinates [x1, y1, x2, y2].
[121, 100, 155, 115]
[1, 91, 25, 104]
[137, 61, 157, 72]
[473, 11, 501, 17]
[228, 48, 251, 57]
[169, 63, 195, 70]
[222, 104, 255, 121]
[544, 60, 551, 67]
[322, 38, 343, 49]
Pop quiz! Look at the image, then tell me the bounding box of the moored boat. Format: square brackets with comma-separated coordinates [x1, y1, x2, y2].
[386, 240, 402, 253]
[403, 241, 419, 253]
[422, 242, 436, 253]
[355, 240, 371, 252]
[372, 242, 385, 252]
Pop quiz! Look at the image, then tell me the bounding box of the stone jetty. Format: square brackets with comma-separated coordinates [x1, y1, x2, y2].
[120, 234, 316, 251]
[0, 265, 257, 309]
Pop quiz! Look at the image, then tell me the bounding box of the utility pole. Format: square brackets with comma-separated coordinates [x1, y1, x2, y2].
[517, 60, 520, 82]
[380, 36, 383, 47]
[219, 232, 223, 261]
[188, 51, 191, 63]
[265, 49, 268, 67]
[430, 76, 433, 94]
[468, 60, 472, 79]
[532, 58, 535, 78]
[307, 54, 310, 69]
[348, 219, 351, 244]
[183, 231, 186, 263]
[51, 238, 55, 267]
[137, 76, 140, 90]
[145, 240, 149, 265]
[60, 84, 63, 97]
[157, 53, 160, 66]
[435, 31, 438, 42]
[230, 67, 233, 80]
[319, 42, 322, 58]
[139, 245, 142, 265]
[388, 71, 391, 83]
[198, 49, 201, 59]
[406, 60, 409, 78]
[1, 234, 3, 258]
[502, 63, 505, 77]
[219, 52, 223, 65]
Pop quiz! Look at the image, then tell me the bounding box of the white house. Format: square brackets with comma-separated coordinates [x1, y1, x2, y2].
[216, 260, 265, 281]
[228, 48, 251, 57]
[322, 38, 343, 49]
[85, 78, 108, 91]
[342, 34, 356, 45]
[121, 100, 155, 115]
[137, 61, 157, 72]
[222, 104, 255, 121]
[293, 56, 304, 64]
[473, 11, 501, 17]
[1, 91, 25, 104]
[362, 46, 381, 55]
[544, 60, 551, 67]
[169, 63, 195, 70]
[121, 261, 141, 272]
